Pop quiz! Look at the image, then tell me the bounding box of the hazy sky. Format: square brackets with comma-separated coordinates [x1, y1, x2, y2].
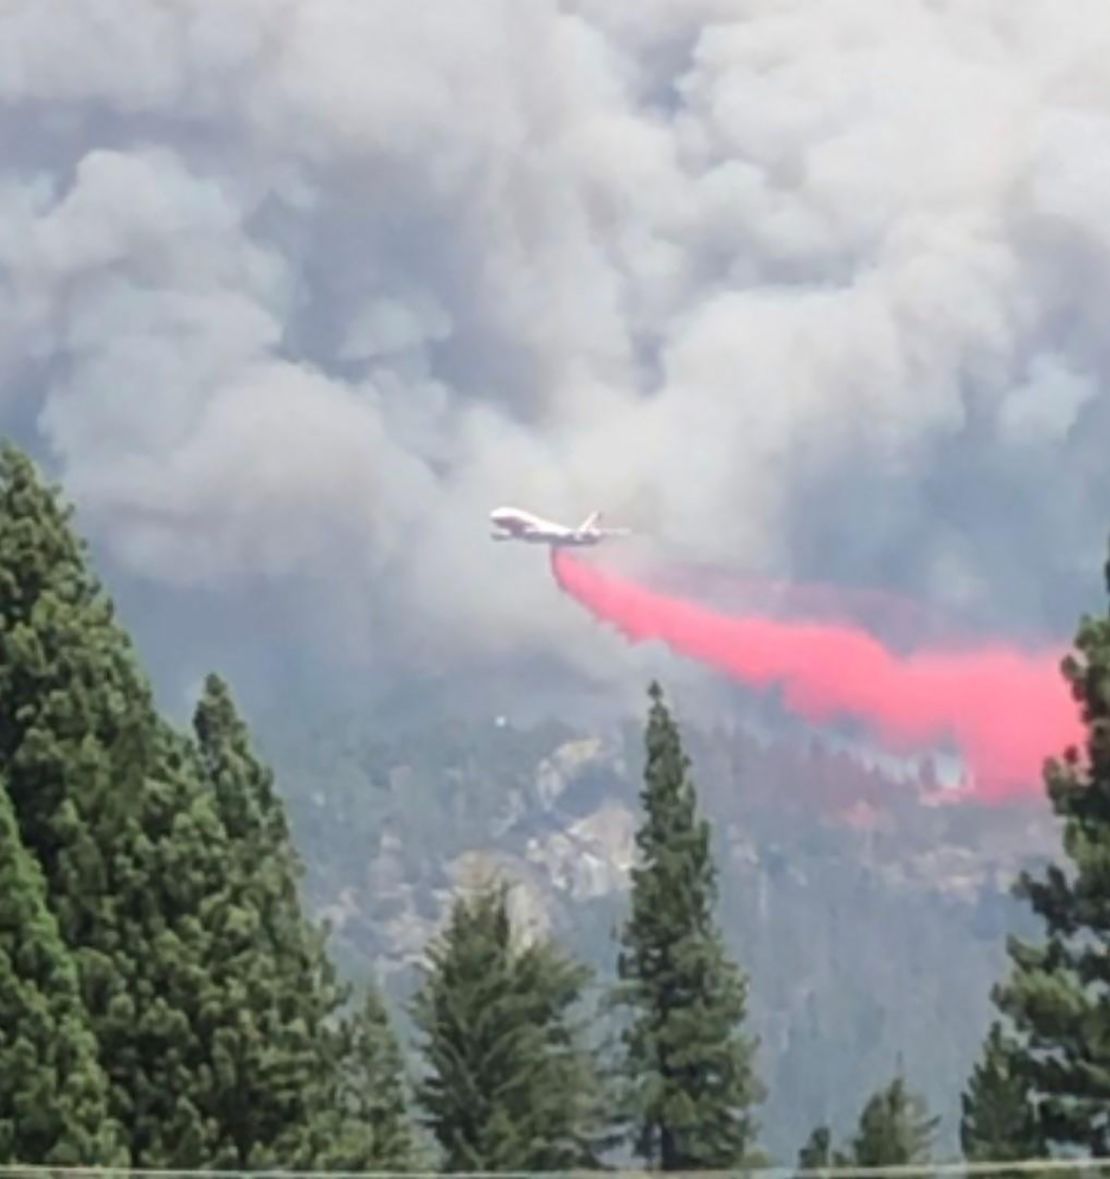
[3, 0, 1109, 709]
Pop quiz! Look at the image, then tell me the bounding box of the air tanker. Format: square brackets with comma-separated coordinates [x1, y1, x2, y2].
[489, 506, 631, 547]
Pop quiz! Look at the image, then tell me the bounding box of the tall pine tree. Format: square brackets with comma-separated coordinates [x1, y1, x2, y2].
[960, 1021, 1041, 1163]
[0, 442, 342, 1165]
[411, 878, 606, 1171]
[989, 543, 1110, 1154]
[613, 680, 764, 1169]
[0, 775, 127, 1166]
[191, 672, 353, 1167]
[0, 441, 215, 1160]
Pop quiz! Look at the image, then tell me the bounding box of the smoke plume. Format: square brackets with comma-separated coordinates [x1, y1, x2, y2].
[2, 1, 1110, 704]
[552, 550, 1084, 801]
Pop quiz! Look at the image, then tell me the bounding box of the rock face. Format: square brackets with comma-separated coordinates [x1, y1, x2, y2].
[274, 715, 1061, 1164]
[524, 801, 638, 900]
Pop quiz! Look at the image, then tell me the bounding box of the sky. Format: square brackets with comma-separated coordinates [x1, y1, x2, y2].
[2, 0, 1109, 717]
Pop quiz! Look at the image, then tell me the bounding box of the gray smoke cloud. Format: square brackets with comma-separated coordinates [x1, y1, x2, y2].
[2, 0, 1109, 702]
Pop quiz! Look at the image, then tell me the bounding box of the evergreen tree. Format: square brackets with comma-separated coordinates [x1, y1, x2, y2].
[411, 878, 606, 1171]
[0, 442, 332, 1165]
[0, 776, 127, 1166]
[795, 1080, 938, 1173]
[322, 985, 416, 1171]
[191, 673, 352, 1167]
[795, 1125, 849, 1173]
[194, 672, 295, 858]
[960, 1021, 1041, 1162]
[850, 1076, 938, 1167]
[989, 544, 1110, 1154]
[797, 1125, 832, 1170]
[613, 680, 764, 1169]
[0, 442, 214, 1159]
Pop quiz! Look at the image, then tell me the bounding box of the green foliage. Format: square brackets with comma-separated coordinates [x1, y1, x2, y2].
[0, 442, 153, 934]
[960, 1021, 1041, 1162]
[990, 544, 1110, 1154]
[613, 680, 764, 1169]
[411, 879, 607, 1171]
[0, 443, 420, 1169]
[259, 690, 1044, 1160]
[191, 672, 352, 1167]
[0, 776, 127, 1165]
[322, 985, 416, 1171]
[795, 1077, 937, 1173]
[796, 1124, 832, 1171]
[849, 1075, 939, 1167]
[0, 442, 221, 1161]
[195, 671, 296, 856]
[795, 1124, 849, 1173]
[0, 443, 360, 1167]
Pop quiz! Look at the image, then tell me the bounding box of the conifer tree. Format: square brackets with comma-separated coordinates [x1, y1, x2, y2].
[613, 680, 764, 1169]
[0, 442, 216, 1159]
[322, 985, 416, 1171]
[797, 1125, 832, 1170]
[191, 672, 351, 1167]
[795, 1125, 849, 1173]
[988, 544, 1110, 1154]
[0, 776, 127, 1166]
[960, 1021, 1041, 1163]
[194, 672, 295, 859]
[849, 1076, 938, 1167]
[0, 442, 326, 1166]
[411, 879, 606, 1171]
[792, 1122, 825, 1169]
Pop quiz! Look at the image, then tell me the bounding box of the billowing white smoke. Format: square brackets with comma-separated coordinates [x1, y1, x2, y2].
[1, 0, 1108, 685]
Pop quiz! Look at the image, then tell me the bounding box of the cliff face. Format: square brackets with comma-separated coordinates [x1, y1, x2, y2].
[268, 712, 1060, 1163]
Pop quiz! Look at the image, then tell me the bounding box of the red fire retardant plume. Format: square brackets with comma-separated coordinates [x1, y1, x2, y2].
[551, 550, 1084, 802]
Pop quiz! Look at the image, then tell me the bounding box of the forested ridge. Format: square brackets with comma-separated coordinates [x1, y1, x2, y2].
[2, 439, 1109, 1171]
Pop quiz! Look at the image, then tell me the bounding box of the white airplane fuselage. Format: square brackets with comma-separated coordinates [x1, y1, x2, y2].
[489, 506, 629, 547]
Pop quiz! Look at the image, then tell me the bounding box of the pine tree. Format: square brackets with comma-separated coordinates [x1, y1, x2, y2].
[989, 543, 1110, 1154]
[0, 441, 153, 926]
[796, 1125, 830, 1172]
[194, 672, 294, 859]
[0, 442, 216, 1159]
[795, 1081, 937, 1175]
[960, 1021, 1041, 1162]
[797, 1125, 832, 1170]
[512, 930, 614, 1167]
[0, 442, 330, 1165]
[191, 673, 352, 1167]
[850, 1075, 938, 1167]
[104, 728, 236, 1166]
[0, 776, 127, 1165]
[613, 680, 764, 1169]
[322, 985, 416, 1171]
[795, 1125, 849, 1173]
[411, 878, 606, 1171]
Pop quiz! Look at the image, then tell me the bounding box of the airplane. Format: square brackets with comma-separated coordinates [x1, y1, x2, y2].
[489, 505, 631, 547]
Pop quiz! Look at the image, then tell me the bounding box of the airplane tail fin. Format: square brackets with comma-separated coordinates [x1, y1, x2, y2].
[579, 510, 601, 531]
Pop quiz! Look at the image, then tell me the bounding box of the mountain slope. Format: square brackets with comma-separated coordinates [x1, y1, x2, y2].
[258, 705, 1057, 1162]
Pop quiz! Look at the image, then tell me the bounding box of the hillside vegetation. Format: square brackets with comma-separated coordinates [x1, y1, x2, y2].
[260, 694, 1054, 1158]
